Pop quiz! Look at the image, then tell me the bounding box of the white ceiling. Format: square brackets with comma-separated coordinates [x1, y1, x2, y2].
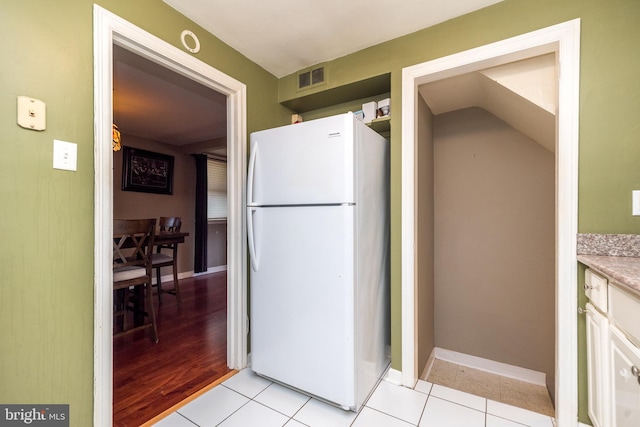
[162, 0, 503, 78]
[113, 45, 227, 149]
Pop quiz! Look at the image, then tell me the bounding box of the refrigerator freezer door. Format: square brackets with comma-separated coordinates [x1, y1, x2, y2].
[248, 114, 355, 206]
[249, 205, 356, 408]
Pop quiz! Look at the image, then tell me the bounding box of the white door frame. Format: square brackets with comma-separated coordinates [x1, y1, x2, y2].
[400, 20, 580, 426]
[93, 5, 247, 425]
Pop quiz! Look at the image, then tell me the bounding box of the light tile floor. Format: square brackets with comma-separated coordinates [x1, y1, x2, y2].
[152, 368, 555, 427]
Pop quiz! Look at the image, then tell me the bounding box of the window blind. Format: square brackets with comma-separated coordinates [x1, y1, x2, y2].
[207, 159, 227, 219]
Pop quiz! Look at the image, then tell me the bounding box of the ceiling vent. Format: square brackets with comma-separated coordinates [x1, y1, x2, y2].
[298, 66, 326, 90]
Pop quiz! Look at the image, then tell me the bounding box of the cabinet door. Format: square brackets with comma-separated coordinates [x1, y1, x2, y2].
[610, 326, 640, 427]
[586, 303, 609, 427]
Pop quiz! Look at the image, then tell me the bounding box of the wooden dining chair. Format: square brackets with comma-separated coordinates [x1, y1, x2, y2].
[113, 218, 158, 343]
[152, 216, 183, 308]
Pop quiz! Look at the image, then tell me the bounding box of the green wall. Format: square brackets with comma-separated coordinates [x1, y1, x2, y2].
[279, 0, 640, 424]
[2, 0, 640, 425]
[0, 1, 289, 426]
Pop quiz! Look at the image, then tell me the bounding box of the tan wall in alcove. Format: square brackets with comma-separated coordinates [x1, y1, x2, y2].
[416, 95, 435, 376]
[433, 107, 555, 397]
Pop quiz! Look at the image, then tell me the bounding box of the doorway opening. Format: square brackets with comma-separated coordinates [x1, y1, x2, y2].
[420, 99, 556, 414]
[93, 5, 248, 425]
[400, 19, 580, 427]
[111, 44, 232, 423]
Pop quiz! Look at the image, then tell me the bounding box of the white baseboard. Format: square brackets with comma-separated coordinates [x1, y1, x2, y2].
[153, 265, 227, 285]
[384, 368, 403, 385]
[177, 271, 193, 280]
[433, 347, 547, 386]
[420, 351, 437, 381]
[195, 265, 228, 275]
[152, 271, 193, 285]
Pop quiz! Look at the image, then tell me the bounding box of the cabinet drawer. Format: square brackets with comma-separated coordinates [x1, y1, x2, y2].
[609, 284, 640, 347]
[585, 269, 608, 313]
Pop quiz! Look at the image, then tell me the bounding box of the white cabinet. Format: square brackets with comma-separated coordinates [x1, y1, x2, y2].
[609, 284, 640, 348]
[586, 303, 609, 427]
[584, 267, 640, 427]
[609, 326, 640, 427]
[609, 283, 640, 427]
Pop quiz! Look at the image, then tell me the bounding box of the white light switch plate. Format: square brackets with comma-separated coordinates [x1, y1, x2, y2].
[53, 140, 77, 171]
[633, 190, 640, 216]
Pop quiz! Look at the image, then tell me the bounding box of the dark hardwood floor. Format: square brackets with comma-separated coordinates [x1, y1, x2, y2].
[113, 271, 231, 426]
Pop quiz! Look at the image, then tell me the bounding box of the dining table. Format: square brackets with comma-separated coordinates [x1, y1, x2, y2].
[154, 230, 189, 247]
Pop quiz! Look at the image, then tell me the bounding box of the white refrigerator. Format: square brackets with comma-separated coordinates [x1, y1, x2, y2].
[247, 112, 390, 411]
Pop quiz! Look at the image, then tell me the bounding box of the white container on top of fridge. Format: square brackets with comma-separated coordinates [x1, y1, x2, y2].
[246, 112, 390, 411]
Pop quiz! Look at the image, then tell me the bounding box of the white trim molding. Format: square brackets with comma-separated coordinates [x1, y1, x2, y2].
[93, 5, 247, 426]
[384, 368, 404, 386]
[401, 19, 580, 426]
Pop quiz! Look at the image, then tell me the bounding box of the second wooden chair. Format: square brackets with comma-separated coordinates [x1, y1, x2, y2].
[152, 216, 183, 308]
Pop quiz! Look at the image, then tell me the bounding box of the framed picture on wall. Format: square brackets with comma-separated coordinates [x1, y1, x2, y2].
[121, 146, 174, 195]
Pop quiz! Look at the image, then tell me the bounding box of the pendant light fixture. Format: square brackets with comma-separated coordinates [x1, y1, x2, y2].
[112, 123, 122, 151]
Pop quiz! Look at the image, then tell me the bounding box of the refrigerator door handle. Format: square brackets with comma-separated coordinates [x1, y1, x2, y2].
[247, 207, 259, 271]
[247, 144, 258, 206]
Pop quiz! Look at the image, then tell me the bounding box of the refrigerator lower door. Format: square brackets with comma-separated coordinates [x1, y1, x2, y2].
[249, 205, 356, 409]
